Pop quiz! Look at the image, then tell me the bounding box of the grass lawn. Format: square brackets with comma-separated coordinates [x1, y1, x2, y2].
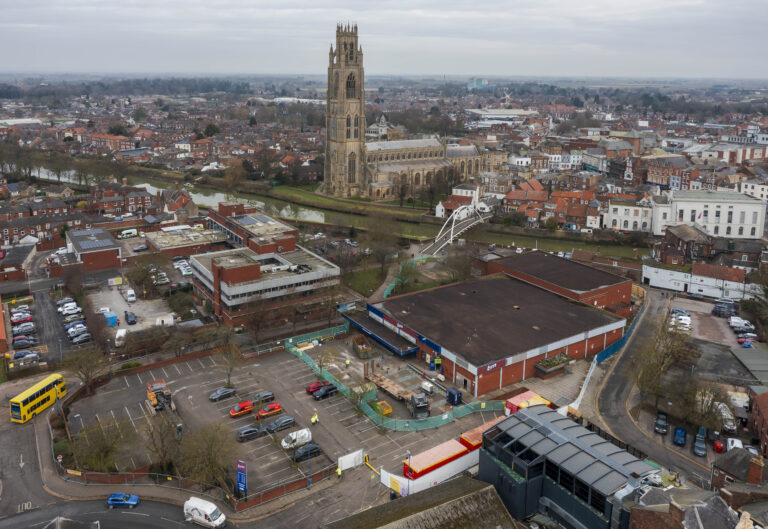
[344, 268, 386, 296]
[468, 228, 649, 260]
[269, 186, 425, 219]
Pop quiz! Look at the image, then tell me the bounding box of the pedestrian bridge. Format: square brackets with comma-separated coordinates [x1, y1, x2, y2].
[422, 205, 492, 256]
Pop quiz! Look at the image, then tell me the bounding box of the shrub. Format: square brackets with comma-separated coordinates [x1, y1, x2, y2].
[118, 361, 142, 371]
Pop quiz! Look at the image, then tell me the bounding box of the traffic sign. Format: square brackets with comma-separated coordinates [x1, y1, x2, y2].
[236, 460, 247, 495]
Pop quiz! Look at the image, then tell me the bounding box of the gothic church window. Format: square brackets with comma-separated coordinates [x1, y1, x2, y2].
[348, 154, 356, 183]
[346, 116, 351, 139]
[346, 74, 356, 99]
[354, 116, 359, 138]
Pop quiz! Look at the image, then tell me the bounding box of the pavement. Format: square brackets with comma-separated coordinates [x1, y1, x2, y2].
[595, 289, 714, 488]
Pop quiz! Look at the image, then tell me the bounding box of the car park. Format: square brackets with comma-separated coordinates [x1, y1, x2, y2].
[236, 424, 267, 442]
[106, 492, 139, 509]
[673, 427, 687, 447]
[292, 443, 322, 462]
[727, 438, 744, 451]
[256, 402, 283, 419]
[209, 387, 236, 402]
[693, 427, 707, 457]
[71, 333, 92, 345]
[306, 381, 332, 394]
[312, 385, 338, 400]
[251, 391, 275, 404]
[125, 311, 137, 325]
[229, 400, 254, 418]
[267, 415, 295, 433]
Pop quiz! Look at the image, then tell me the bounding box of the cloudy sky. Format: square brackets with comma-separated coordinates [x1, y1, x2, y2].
[1, 0, 765, 78]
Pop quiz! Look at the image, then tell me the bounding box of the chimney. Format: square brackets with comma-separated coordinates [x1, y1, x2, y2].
[122, 177, 127, 186]
[669, 500, 686, 523]
[747, 456, 764, 485]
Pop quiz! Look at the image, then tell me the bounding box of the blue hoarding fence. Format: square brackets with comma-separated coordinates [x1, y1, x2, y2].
[596, 296, 648, 364]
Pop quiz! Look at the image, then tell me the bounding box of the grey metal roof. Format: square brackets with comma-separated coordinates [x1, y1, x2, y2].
[67, 228, 119, 254]
[366, 137, 442, 152]
[493, 405, 655, 496]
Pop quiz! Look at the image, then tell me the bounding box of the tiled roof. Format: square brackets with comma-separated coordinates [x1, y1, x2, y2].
[691, 262, 746, 283]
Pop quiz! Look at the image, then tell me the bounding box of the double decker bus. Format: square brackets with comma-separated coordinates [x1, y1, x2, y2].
[10, 374, 67, 423]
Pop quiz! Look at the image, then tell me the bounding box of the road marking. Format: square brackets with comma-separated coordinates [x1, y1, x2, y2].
[162, 367, 169, 378]
[120, 511, 149, 516]
[174, 364, 181, 375]
[17, 502, 32, 513]
[197, 358, 206, 369]
[136, 372, 143, 384]
[124, 376, 130, 388]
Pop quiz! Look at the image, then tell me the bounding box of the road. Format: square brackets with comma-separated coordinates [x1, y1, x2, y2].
[0, 500, 186, 529]
[0, 419, 53, 520]
[597, 289, 711, 486]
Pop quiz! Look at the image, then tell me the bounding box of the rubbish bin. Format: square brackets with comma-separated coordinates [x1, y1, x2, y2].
[389, 489, 397, 501]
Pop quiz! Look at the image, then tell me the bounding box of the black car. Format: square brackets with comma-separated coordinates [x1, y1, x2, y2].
[172, 255, 187, 262]
[13, 338, 37, 349]
[236, 424, 267, 442]
[209, 387, 236, 401]
[654, 412, 669, 435]
[71, 333, 92, 345]
[292, 443, 322, 462]
[252, 391, 275, 404]
[132, 245, 148, 252]
[267, 416, 295, 433]
[313, 385, 338, 400]
[125, 311, 137, 325]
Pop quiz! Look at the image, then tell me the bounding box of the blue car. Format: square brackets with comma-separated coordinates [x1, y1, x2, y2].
[64, 320, 84, 330]
[106, 493, 139, 509]
[673, 427, 687, 447]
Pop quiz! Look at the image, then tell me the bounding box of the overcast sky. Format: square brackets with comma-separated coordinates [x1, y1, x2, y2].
[1, 0, 765, 78]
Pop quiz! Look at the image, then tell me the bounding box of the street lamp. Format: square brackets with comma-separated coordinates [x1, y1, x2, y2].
[58, 339, 63, 362]
[72, 414, 81, 438]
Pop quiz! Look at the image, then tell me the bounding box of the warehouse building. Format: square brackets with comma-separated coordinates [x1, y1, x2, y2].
[145, 225, 230, 257]
[480, 404, 657, 529]
[357, 275, 625, 398]
[66, 228, 121, 271]
[479, 250, 633, 317]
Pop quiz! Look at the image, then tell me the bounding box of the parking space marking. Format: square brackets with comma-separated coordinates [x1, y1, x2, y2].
[162, 367, 169, 378]
[197, 358, 206, 369]
[136, 372, 143, 384]
[336, 413, 361, 423]
[184, 361, 194, 373]
[124, 406, 138, 433]
[174, 364, 181, 376]
[94, 413, 105, 435]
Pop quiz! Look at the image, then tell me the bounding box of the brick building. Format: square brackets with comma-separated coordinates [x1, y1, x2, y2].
[356, 276, 625, 398]
[206, 202, 298, 255]
[480, 251, 633, 317]
[66, 228, 121, 271]
[710, 448, 766, 490]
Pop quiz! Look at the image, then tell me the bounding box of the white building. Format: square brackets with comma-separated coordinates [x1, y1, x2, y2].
[737, 179, 768, 202]
[602, 198, 653, 232]
[651, 190, 765, 239]
[642, 264, 759, 300]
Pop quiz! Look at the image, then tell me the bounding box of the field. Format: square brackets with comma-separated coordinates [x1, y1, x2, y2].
[343, 268, 385, 296]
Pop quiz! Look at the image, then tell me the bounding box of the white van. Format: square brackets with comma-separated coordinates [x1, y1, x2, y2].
[281, 428, 312, 450]
[114, 329, 127, 348]
[183, 497, 226, 527]
[126, 289, 136, 303]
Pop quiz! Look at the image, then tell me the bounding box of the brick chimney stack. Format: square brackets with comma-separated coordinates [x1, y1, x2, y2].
[669, 500, 686, 523]
[747, 456, 764, 485]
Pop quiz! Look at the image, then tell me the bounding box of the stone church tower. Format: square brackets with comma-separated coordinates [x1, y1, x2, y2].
[325, 24, 367, 197]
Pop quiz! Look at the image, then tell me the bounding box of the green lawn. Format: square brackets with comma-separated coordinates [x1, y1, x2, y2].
[269, 186, 425, 219]
[344, 268, 387, 296]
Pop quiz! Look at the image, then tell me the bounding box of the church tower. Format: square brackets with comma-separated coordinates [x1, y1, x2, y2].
[325, 24, 367, 197]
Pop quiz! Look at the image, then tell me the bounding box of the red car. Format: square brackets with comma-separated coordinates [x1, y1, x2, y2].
[739, 337, 760, 344]
[0, 250, 5, 259]
[11, 315, 33, 324]
[256, 402, 283, 419]
[305, 381, 332, 394]
[229, 400, 254, 418]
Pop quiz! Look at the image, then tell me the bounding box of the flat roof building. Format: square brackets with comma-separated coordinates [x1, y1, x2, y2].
[190, 246, 340, 327]
[206, 202, 298, 254]
[354, 276, 625, 397]
[145, 225, 230, 257]
[480, 404, 657, 529]
[66, 228, 121, 271]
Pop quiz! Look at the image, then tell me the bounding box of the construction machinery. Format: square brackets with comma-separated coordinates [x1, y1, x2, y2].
[146, 379, 176, 412]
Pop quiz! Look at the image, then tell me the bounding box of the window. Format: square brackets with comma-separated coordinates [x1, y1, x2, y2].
[726, 227, 731, 235]
[347, 153, 356, 184]
[753, 211, 759, 224]
[559, 471, 574, 492]
[612, 208, 618, 214]
[633, 221, 638, 230]
[612, 219, 617, 227]
[740, 211, 746, 223]
[739, 227, 744, 235]
[690, 210, 696, 222]
[751, 227, 756, 236]
[346, 116, 351, 139]
[346, 73, 356, 98]
[715, 226, 719, 235]
[623, 220, 628, 229]
[354, 116, 359, 138]
[678, 210, 684, 221]
[662, 212, 668, 220]
[727, 211, 733, 223]
[716, 210, 721, 220]
[624, 208, 630, 216]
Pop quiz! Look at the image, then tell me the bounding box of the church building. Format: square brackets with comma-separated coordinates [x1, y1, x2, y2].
[324, 25, 483, 201]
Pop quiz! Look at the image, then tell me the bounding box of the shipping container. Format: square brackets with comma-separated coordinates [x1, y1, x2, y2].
[505, 390, 551, 415]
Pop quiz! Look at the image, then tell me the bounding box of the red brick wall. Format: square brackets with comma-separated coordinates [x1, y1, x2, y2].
[477, 369, 501, 396]
[501, 361, 523, 386]
[81, 249, 120, 271]
[0, 269, 26, 282]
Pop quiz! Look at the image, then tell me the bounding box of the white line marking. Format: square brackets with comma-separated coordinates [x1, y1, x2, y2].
[124, 376, 130, 388]
[197, 358, 206, 369]
[124, 406, 137, 433]
[136, 372, 143, 384]
[174, 364, 181, 375]
[162, 367, 169, 378]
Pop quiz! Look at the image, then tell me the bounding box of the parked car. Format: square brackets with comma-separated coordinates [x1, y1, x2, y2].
[71, 333, 92, 345]
[60, 307, 82, 316]
[671, 308, 690, 316]
[230, 401, 254, 418]
[11, 314, 33, 324]
[727, 438, 744, 451]
[236, 424, 267, 442]
[106, 492, 140, 509]
[305, 381, 332, 394]
[67, 324, 88, 336]
[693, 427, 707, 457]
[12, 322, 35, 334]
[209, 387, 236, 402]
[132, 245, 148, 252]
[673, 427, 687, 447]
[739, 337, 759, 344]
[251, 391, 275, 404]
[292, 443, 322, 462]
[125, 311, 137, 325]
[64, 320, 85, 330]
[11, 304, 30, 312]
[267, 416, 295, 433]
[13, 338, 37, 349]
[13, 335, 36, 344]
[12, 349, 33, 359]
[63, 313, 83, 324]
[153, 276, 170, 285]
[180, 267, 193, 277]
[19, 352, 40, 364]
[256, 402, 283, 419]
[313, 385, 338, 400]
[95, 307, 111, 314]
[57, 302, 78, 313]
[69, 327, 89, 339]
[654, 414, 669, 435]
[173, 261, 189, 269]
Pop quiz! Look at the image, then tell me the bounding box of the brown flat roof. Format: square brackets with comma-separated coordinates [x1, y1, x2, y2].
[494, 251, 628, 293]
[378, 276, 622, 367]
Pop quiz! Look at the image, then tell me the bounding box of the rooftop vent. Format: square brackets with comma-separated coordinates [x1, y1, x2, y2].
[532, 325, 541, 331]
[513, 305, 520, 310]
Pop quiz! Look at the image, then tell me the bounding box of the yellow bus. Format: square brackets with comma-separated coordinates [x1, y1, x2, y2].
[10, 374, 67, 423]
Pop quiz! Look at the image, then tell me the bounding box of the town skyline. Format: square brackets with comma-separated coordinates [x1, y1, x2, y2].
[2, 0, 767, 79]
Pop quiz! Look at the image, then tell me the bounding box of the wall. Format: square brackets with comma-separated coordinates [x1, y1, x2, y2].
[642, 264, 756, 300]
[380, 449, 480, 495]
[80, 249, 120, 271]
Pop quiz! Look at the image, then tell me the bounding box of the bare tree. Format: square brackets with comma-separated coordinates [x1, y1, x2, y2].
[144, 414, 180, 473]
[366, 214, 398, 281]
[444, 248, 473, 283]
[315, 345, 338, 375]
[72, 417, 132, 472]
[215, 328, 243, 387]
[177, 422, 237, 488]
[63, 345, 108, 395]
[223, 161, 246, 199]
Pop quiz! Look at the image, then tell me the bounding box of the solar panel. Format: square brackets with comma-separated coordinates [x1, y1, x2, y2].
[234, 215, 257, 226]
[254, 215, 274, 224]
[79, 239, 114, 250]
